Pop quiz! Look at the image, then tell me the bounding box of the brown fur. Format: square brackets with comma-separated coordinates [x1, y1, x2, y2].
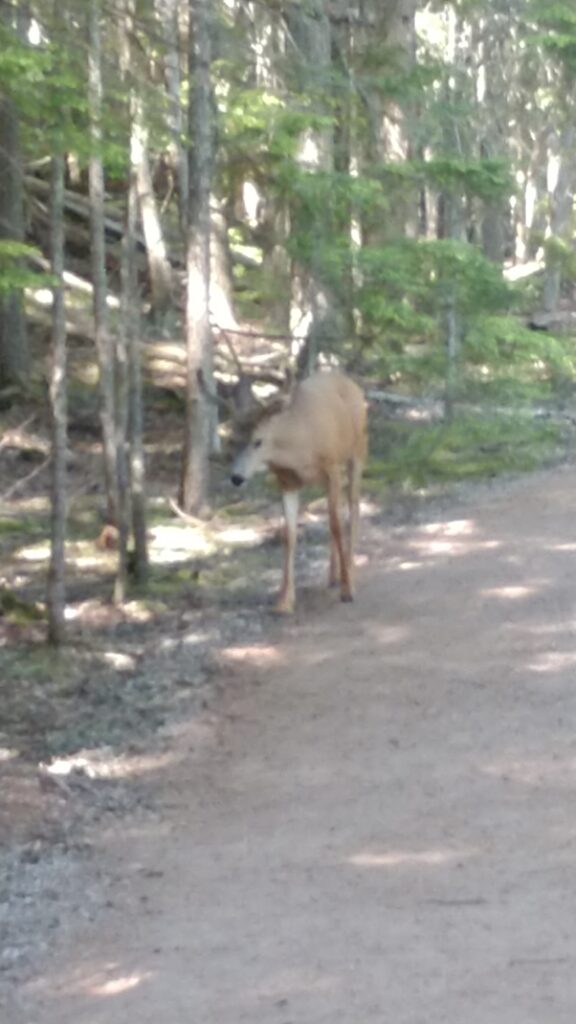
[231, 371, 368, 613]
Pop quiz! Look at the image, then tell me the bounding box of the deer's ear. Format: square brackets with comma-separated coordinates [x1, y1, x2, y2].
[264, 367, 294, 413]
[265, 392, 291, 417]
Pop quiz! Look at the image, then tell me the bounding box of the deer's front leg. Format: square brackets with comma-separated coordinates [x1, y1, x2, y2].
[275, 489, 299, 614]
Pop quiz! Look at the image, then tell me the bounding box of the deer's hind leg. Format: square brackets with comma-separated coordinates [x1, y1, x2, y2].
[346, 455, 363, 594]
[327, 468, 353, 602]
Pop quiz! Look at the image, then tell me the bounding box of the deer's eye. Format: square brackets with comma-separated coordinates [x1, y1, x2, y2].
[253, 439, 263, 449]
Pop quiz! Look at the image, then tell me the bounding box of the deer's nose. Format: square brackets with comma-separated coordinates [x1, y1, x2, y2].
[231, 473, 245, 487]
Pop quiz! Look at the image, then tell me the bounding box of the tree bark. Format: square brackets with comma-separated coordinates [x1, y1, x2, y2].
[543, 128, 576, 315]
[155, 0, 188, 234]
[360, 0, 418, 244]
[0, 1, 29, 389]
[180, 0, 213, 514]
[89, 0, 119, 527]
[132, 94, 174, 318]
[47, 152, 67, 645]
[240, 0, 291, 330]
[125, 12, 149, 583]
[287, 0, 339, 373]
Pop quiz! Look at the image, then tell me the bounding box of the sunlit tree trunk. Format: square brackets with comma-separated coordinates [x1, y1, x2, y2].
[543, 127, 576, 315]
[116, 0, 149, 591]
[475, 13, 508, 264]
[89, 0, 119, 528]
[125, 25, 149, 583]
[132, 95, 174, 318]
[180, 0, 213, 514]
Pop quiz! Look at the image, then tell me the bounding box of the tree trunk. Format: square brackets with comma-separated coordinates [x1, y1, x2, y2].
[0, 1, 28, 389]
[240, 0, 291, 331]
[132, 94, 174, 318]
[443, 289, 459, 421]
[210, 196, 237, 333]
[180, 0, 213, 514]
[286, 0, 339, 373]
[476, 17, 507, 264]
[89, 0, 119, 527]
[115, 0, 149, 594]
[125, 31, 149, 583]
[47, 152, 67, 646]
[543, 128, 576, 315]
[115, 239, 131, 605]
[361, 0, 418, 245]
[155, 0, 188, 235]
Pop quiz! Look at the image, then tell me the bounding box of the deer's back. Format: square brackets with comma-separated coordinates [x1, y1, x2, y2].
[271, 373, 367, 483]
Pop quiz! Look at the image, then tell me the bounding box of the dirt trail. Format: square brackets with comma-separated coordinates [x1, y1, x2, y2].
[13, 467, 576, 1023]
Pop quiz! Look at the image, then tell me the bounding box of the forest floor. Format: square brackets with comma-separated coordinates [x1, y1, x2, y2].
[4, 457, 576, 1022]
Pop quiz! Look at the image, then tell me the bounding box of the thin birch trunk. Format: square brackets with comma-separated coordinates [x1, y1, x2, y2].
[126, 65, 149, 581]
[47, 152, 67, 645]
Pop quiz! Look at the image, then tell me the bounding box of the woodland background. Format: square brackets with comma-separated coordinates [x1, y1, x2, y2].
[2, 0, 576, 778]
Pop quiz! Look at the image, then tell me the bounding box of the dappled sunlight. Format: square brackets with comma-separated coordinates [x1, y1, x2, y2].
[101, 650, 137, 671]
[149, 523, 216, 564]
[43, 746, 182, 781]
[410, 535, 500, 558]
[28, 284, 120, 311]
[222, 643, 284, 668]
[217, 524, 265, 545]
[397, 516, 502, 566]
[44, 963, 153, 1000]
[91, 972, 148, 997]
[481, 584, 538, 600]
[15, 540, 50, 563]
[348, 846, 478, 868]
[421, 518, 476, 537]
[173, 629, 208, 648]
[526, 650, 576, 674]
[68, 552, 112, 570]
[359, 497, 380, 516]
[4, 494, 49, 514]
[64, 600, 154, 624]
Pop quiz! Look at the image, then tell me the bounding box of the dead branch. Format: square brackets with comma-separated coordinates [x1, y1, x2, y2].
[1, 456, 51, 500]
[168, 496, 212, 526]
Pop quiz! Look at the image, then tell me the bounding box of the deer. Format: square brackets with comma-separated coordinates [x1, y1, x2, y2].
[229, 370, 368, 614]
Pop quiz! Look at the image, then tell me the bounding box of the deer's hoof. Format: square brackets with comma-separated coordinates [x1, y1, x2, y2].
[340, 591, 354, 604]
